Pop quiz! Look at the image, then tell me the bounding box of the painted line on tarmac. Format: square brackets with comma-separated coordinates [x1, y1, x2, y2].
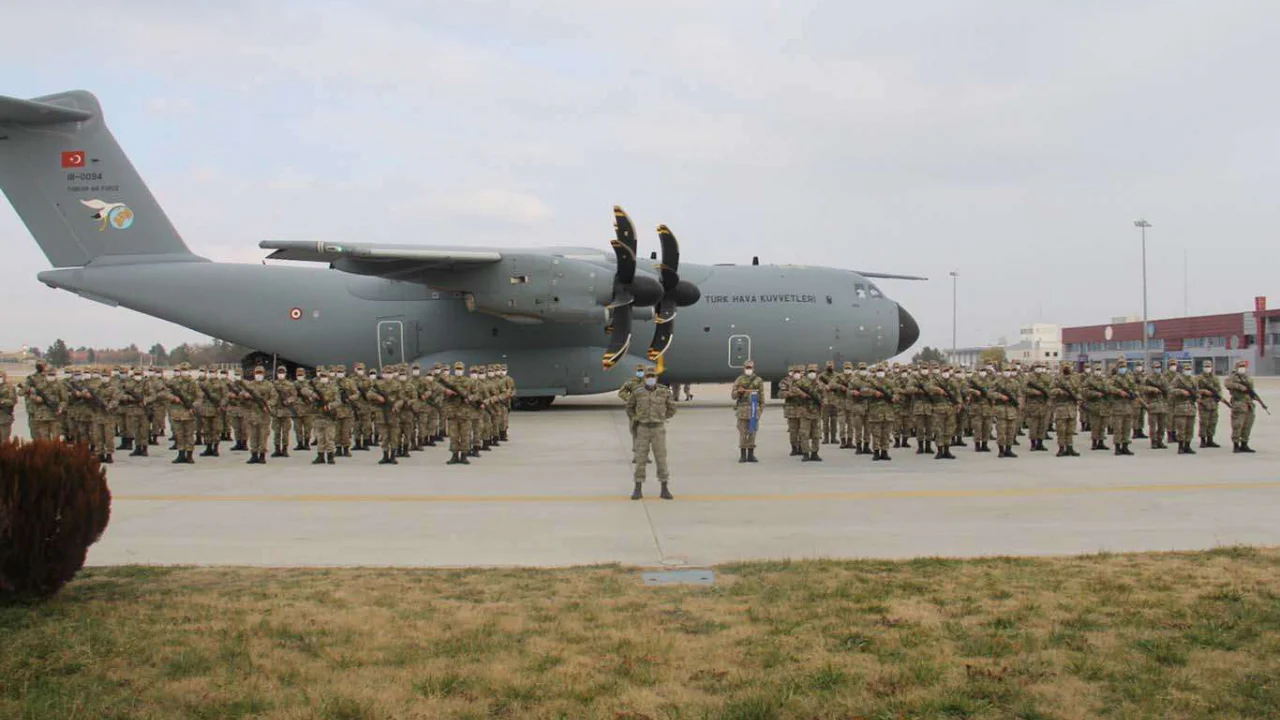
[114, 480, 1280, 504]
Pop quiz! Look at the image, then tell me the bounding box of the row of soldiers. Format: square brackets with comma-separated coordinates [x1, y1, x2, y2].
[739, 357, 1265, 461]
[12, 361, 516, 466]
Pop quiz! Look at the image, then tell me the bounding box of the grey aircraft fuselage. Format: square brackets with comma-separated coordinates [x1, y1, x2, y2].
[37, 253, 916, 398]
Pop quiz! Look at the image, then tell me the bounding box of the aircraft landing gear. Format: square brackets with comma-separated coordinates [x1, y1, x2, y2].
[513, 396, 555, 411]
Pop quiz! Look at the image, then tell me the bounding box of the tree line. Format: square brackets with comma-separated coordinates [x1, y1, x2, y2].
[36, 339, 253, 368]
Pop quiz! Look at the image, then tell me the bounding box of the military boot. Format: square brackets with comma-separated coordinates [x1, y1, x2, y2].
[116, 438, 129, 451]
[500, 431, 509, 441]
[183, 450, 194, 464]
[199, 444, 215, 457]
[1240, 442, 1255, 453]
[1206, 437, 1221, 449]
[1168, 430, 1177, 444]
[446, 451, 460, 465]
[211, 443, 220, 457]
[747, 448, 758, 463]
[169, 439, 179, 451]
[631, 483, 643, 500]
[1056, 446, 1066, 457]
[458, 452, 470, 465]
[1233, 442, 1241, 453]
[802, 451, 814, 462]
[739, 449, 748, 463]
[659, 482, 674, 500]
[1122, 443, 1135, 456]
[326, 453, 336, 465]
[916, 440, 926, 454]
[1006, 445, 1018, 458]
[1068, 446, 1081, 457]
[271, 445, 284, 459]
[942, 446, 956, 459]
[170, 450, 184, 464]
[1096, 440, 1109, 451]
[790, 443, 801, 457]
[1133, 429, 1147, 439]
[313, 452, 326, 465]
[1184, 441, 1197, 454]
[925, 440, 934, 454]
[810, 451, 823, 462]
[378, 450, 393, 465]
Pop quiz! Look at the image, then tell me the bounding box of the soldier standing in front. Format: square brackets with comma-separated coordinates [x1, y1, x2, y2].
[1225, 361, 1262, 453]
[730, 359, 764, 463]
[1196, 362, 1224, 448]
[627, 368, 677, 500]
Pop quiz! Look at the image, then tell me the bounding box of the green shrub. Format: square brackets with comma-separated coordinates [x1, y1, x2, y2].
[0, 439, 111, 600]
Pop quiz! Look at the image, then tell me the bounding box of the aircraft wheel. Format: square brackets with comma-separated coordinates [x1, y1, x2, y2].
[514, 396, 555, 411]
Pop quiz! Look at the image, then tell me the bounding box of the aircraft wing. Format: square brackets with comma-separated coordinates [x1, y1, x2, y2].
[259, 241, 502, 268]
[855, 271, 928, 281]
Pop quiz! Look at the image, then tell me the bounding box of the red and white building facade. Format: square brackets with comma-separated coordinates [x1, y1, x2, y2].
[1062, 297, 1278, 376]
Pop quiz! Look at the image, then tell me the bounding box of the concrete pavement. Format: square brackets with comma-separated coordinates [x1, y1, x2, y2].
[7, 379, 1278, 567]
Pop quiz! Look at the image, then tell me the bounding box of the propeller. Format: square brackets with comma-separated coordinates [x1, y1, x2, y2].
[603, 207, 637, 368]
[602, 207, 701, 370]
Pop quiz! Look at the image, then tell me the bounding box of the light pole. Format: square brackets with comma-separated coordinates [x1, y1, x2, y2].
[949, 271, 958, 364]
[1133, 219, 1151, 370]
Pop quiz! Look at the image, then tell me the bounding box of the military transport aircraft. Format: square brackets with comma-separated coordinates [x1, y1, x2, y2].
[0, 90, 921, 409]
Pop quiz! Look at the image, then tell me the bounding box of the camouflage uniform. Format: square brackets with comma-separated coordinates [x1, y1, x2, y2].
[409, 364, 430, 450]
[1224, 362, 1260, 452]
[367, 367, 403, 465]
[817, 361, 839, 445]
[925, 365, 957, 459]
[440, 361, 472, 464]
[1021, 365, 1052, 452]
[303, 367, 340, 464]
[270, 367, 298, 457]
[730, 360, 764, 462]
[1049, 364, 1081, 456]
[335, 366, 358, 455]
[619, 364, 646, 448]
[991, 370, 1021, 457]
[164, 363, 200, 463]
[351, 363, 374, 450]
[87, 371, 120, 463]
[1169, 364, 1199, 455]
[1109, 361, 1139, 454]
[1082, 364, 1112, 450]
[1196, 364, 1223, 448]
[293, 367, 314, 451]
[21, 366, 65, 441]
[196, 367, 227, 457]
[779, 365, 802, 456]
[795, 363, 824, 461]
[240, 366, 278, 464]
[1139, 361, 1171, 449]
[144, 368, 168, 445]
[0, 371, 16, 442]
[498, 364, 516, 441]
[863, 366, 896, 460]
[627, 369, 677, 499]
[965, 367, 994, 452]
[119, 369, 153, 457]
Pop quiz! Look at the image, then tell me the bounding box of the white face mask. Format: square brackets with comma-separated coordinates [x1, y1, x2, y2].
[277, 374, 286, 381]
[1184, 369, 1193, 376]
[413, 370, 421, 377]
[942, 372, 951, 379]
[807, 372, 817, 380]
[1118, 368, 1127, 375]
[454, 370, 464, 377]
[254, 375, 265, 382]
[1004, 372, 1014, 378]
[470, 373, 479, 380]
[791, 373, 800, 380]
[844, 369, 853, 375]
[320, 377, 330, 384]
[978, 371, 987, 378]
[644, 378, 657, 388]
[133, 375, 143, 380]
[744, 369, 754, 376]
[1036, 368, 1046, 374]
[198, 372, 206, 380]
[1136, 367, 1145, 373]
[876, 371, 886, 378]
[1237, 367, 1248, 375]
[1084, 369, 1093, 375]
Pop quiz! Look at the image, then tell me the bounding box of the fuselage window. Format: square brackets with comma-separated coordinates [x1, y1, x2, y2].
[867, 285, 882, 298]
[854, 284, 867, 299]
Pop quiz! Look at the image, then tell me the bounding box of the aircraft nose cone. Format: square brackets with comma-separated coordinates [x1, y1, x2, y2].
[896, 303, 920, 355]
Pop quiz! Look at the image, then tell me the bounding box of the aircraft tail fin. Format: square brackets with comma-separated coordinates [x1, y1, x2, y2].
[0, 90, 198, 267]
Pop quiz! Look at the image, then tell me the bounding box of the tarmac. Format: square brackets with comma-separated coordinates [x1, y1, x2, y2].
[6, 379, 1279, 567]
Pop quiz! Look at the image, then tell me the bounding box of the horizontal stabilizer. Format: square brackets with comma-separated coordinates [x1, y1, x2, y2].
[260, 241, 502, 266]
[0, 94, 94, 125]
[855, 271, 928, 281]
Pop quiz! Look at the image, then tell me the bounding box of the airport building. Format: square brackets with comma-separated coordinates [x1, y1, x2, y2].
[1062, 298, 1278, 376]
[947, 324, 1062, 368]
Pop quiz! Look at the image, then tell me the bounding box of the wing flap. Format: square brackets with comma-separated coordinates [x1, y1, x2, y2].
[855, 271, 928, 281]
[259, 241, 502, 266]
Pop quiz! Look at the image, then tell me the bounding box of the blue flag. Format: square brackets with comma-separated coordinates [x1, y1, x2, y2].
[749, 391, 759, 433]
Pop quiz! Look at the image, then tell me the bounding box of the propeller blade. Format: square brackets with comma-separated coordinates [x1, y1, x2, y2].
[648, 317, 674, 361]
[603, 308, 632, 369]
[611, 206, 637, 285]
[656, 224, 680, 293]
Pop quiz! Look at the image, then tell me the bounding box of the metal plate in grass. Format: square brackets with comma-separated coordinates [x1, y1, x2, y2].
[640, 569, 716, 586]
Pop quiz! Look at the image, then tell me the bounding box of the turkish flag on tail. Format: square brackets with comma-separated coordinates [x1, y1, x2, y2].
[61, 150, 86, 168]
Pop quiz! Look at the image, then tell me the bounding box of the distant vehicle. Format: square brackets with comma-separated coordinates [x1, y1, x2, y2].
[0, 90, 921, 409]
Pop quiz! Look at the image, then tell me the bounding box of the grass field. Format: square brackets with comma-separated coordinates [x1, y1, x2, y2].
[2, 549, 1279, 719]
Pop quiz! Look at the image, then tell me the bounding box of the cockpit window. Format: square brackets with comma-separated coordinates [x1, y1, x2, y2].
[868, 284, 882, 298]
[854, 284, 867, 299]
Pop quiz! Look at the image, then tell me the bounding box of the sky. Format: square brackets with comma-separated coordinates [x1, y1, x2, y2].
[3, 0, 1278, 356]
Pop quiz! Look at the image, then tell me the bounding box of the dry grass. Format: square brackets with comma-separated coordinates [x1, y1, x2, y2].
[2, 548, 1279, 719]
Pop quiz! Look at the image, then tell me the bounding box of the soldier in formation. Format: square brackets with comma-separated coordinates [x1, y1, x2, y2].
[3, 359, 518, 467]
[627, 367, 676, 500]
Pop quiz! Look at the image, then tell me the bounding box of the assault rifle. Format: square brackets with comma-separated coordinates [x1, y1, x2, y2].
[1200, 386, 1232, 409]
[26, 379, 63, 415]
[1052, 381, 1080, 404]
[240, 382, 272, 414]
[1025, 379, 1051, 400]
[69, 380, 108, 412]
[1243, 386, 1270, 415]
